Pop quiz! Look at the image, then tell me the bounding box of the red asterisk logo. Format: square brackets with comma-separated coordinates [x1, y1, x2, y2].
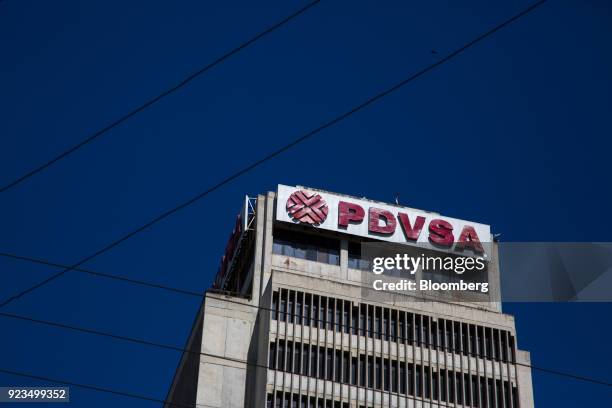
[286, 190, 328, 225]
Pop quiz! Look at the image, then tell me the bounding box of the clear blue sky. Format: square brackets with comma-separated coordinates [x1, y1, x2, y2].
[1, 0, 611, 406]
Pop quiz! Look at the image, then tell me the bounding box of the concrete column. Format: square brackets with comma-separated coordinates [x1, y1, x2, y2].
[256, 192, 275, 304]
[340, 239, 348, 281]
[252, 194, 267, 306]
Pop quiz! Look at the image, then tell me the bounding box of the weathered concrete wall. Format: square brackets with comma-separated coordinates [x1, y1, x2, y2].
[164, 305, 204, 408]
[517, 350, 534, 408]
[196, 295, 258, 408]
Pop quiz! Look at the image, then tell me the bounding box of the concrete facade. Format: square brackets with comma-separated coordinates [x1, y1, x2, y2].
[165, 188, 534, 408]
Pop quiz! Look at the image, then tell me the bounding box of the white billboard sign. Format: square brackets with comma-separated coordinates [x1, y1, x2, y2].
[275, 184, 491, 257]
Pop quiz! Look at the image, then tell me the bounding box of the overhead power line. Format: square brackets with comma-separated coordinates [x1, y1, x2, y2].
[1, 293, 611, 388]
[0, 0, 321, 194]
[0, 0, 548, 309]
[0, 250, 504, 318]
[0, 251, 204, 298]
[0, 367, 217, 408]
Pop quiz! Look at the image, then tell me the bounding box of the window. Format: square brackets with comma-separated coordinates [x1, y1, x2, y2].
[494, 329, 501, 360]
[400, 362, 406, 394]
[431, 321, 438, 348]
[462, 323, 469, 356]
[375, 307, 382, 340]
[304, 294, 311, 326]
[453, 322, 460, 354]
[288, 291, 294, 324]
[318, 347, 325, 379]
[273, 229, 340, 265]
[504, 381, 511, 408]
[336, 301, 342, 331]
[390, 310, 397, 342]
[296, 293, 303, 325]
[424, 367, 431, 399]
[448, 370, 454, 403]
[328, 299, 334, 331]
[368, 356, 374, 388]
[342, 352, 350, 383]
[302, 345, 309, 376]
[432, 371, 439, 400]
[383, 358, 389, 391]
[383, 308, 389, 341]
[272, 292, 278, 320]
[407, 313, 414, 343]
[415, 314, 422, 345]
[269, 342, 276, 369]
[348, 242, 370, 270]
[480, 377, 487, 408]
[313, 295, 319, 329]
[294, 344, 301, 374]
[440, 369, 446, 402]
[278, 341, 285, 371]
[359, 305, 365, 336]
[446, 320, 453, 352]
[485, 327, 493, 359]
[343, 301, 350, 334]
[310, 345, 317, 377]
[359, 355, 365, 386]
[286, 341, 293, 372]
[416, 365, 422, 397]
[367, 306, 373, 339]
[335, 350, 341, 382]
[464, 374, 471, 406]
[472, 375, 479, 407]
[455, 372, 463, 405]
[391, 360, 398, 393]
[280, 290, 287, 322]
[375, 357, 382, 390]
[320, 297, 327, 329]
[439, 320, 446, 351]
[470, 325, 477, 356]
[408, 363, 414, 396]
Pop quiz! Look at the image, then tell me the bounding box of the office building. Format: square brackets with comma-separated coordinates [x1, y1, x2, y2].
[165, 185, 534, 408]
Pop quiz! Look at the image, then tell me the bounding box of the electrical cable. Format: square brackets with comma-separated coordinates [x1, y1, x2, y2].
[1, 293, 609, 388]
[0, 366, 219, 408]
[0, 0, 321, 194]
[0, 249, 508, 318]
[0, 0, 548, 309]
[0, 251, 204, 298]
